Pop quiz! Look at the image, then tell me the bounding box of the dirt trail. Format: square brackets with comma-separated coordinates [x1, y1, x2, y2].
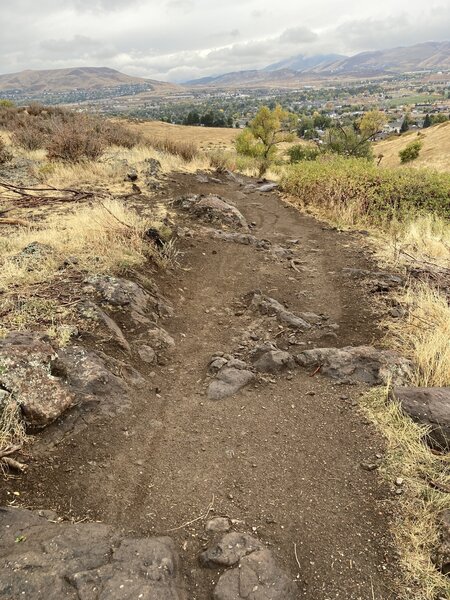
[2, 174, 398, 599]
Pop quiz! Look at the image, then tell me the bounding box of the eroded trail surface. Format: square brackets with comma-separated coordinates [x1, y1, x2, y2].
[2, 173, 399, 599]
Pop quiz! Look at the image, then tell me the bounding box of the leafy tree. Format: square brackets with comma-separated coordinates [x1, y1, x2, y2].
[235, 105, 298, 175]
[184, 110, 200, 125]
[358, 110, 387, 140]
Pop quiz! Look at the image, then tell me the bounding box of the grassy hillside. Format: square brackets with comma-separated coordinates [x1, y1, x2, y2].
[126, 120, 238, 151]
[375, 122, 450, 172]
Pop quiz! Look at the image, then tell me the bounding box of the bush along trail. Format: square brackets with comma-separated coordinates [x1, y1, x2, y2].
[0, 167, 449, 599]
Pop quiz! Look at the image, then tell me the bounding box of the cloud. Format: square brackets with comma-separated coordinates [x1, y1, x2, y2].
[0, 1, 448, 82]
[279, 26, 318, 44]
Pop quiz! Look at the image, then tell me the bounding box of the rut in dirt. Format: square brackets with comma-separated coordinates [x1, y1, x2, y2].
[1, 172, 401, 600]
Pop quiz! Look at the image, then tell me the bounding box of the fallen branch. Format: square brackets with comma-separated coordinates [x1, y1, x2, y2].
[0, 218, 31, 226]
[1, 456, 27, 472]
[309, 364, 322, 377]
[401, 250, 450, 274]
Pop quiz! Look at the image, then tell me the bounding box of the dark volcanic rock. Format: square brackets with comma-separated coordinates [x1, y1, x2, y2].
[200, 532, 263, 567]
[214, 549, 296, 600]
[0, 507, 185, 599]
[175, 194, 248, 229]
[0, 332, 76, 428]
[296, 346, 413, 385]
[391, 387, 450, 449]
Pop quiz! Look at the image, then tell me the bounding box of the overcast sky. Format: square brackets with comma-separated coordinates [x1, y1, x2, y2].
[0, 0, 449, 82]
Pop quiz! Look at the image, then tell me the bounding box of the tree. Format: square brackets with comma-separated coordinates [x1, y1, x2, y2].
[235, 105, 298, 175]
[358, 110, 387, 140]
[400, 115, 410, 133]
[323, 125, 373, 159]
[423, 113, 432, 128]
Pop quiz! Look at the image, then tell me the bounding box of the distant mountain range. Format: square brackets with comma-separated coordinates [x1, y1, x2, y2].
[187, 41, 450, 87]
[0, 66, 176, 95]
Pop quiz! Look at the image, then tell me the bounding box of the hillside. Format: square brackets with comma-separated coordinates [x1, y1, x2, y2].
[0, 66, 175, 94]
[312, 41, 450, 75]
[375, 121, 450, 172]
[187, 41, 450, 87]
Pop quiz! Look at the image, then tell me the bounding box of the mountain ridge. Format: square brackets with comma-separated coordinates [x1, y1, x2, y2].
[186, 41, 450, 87]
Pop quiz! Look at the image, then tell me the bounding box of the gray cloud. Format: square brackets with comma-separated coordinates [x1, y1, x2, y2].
[0, 0, 448, 82]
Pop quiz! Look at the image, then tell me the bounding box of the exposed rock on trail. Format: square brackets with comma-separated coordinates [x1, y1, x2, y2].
[175, 194, 248, 229]
[0, 507, 185, 600]
[391, 386, 450, 449]
[0, 171, 401, 600]
[249, 292, 312, 330]
[296, 345, 413, 385]
[208, 365, 255, 400]
[201, 533, 295, 599]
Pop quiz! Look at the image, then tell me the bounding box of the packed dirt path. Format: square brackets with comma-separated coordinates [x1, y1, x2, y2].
[2, 173, 399, 599]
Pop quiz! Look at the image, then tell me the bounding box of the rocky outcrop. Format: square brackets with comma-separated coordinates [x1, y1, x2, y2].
[0, 332, 129, 429]
[201, 533, 295, 600]
[249, 292, 312, 330]
[175, 194, 248, 229]
[253, 349, 295, 374]
[391, 387, 450, 449]
[0, 507, 185, 599]
[208, 367, 255, 401]
[296, 345, 413, 386]
[0, 332, 76, 428]
[84, 275, 173, 320]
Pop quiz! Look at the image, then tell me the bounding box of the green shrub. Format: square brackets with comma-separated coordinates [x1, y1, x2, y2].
[281, 156, 450, 226]
[287, 144, 320, 163]
[399, 140, 423, 163]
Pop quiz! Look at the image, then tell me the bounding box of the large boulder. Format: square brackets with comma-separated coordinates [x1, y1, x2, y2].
[208, 368, 255, 401]
[175, 195, 248, 229]
[391, 387, 450, 449]
[296, 346, 413, 386]
[0, 507, 185, 599]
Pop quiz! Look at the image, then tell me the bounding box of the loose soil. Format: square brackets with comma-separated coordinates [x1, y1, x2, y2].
[1, 173, 399, 599]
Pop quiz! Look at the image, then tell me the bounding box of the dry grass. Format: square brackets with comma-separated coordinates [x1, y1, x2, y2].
[362, 388, 450, 600]
[387, 284, 450, 388]
[0, 199, 157, 289]
[39, 144, 210, 192]
[125, 119, 238, 151]
[0, 395, 26, 455]
[375, 122, 450, 172]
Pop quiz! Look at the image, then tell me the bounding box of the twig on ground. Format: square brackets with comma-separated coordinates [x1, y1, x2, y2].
[309, 364, 322, 377]
[99, 201, 132, 229]
[168, 494, 215, 532]
[293, 542, 301, 571]
[1, 456, 27, 472]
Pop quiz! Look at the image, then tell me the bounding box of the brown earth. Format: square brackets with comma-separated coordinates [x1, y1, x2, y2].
[0, 173, 400, 599]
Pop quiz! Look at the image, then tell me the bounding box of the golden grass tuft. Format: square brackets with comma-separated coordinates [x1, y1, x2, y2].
[387, 284, 450, 388]
[0, 199, 156, 289]
[362, 388, 450, 600]
[0, 395, 26, 454]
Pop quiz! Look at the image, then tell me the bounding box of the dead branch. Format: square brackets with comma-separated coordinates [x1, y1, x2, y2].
[1, 456, 27, 472]
[167, 494, 215, 532]
[0, 218, 31, 226]
[0, 445, 22, 458]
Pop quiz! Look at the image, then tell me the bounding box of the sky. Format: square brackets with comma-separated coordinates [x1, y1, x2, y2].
[0, 0, 449, 82]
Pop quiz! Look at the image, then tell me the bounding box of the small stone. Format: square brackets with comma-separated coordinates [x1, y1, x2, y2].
[205, 517, 231, 533]
[395, 477, 404, 486]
